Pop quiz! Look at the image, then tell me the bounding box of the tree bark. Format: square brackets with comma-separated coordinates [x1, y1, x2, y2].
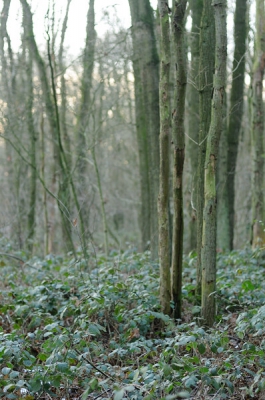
[171, 0, 187, 320]
[227, 0, 247, 250]
[201, 0, 226, 327]
[196, 0, 215, 297]
[158, 0, 171, 316]
[251, 0, 265, 247]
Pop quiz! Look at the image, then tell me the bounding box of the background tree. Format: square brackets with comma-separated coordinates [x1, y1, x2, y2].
[58, 0, 72, 178]
[227, 0, 248, 250]
[171, 0, 187, 320]
[23, 21, 37, 254]
[0, 0, 22, 247]
[75, 0, 96, 247]
[216, 69, 229, 251]
[186, 0, 203, 252]
[158, 0, 171, 316]
[128, 0, 160, 258]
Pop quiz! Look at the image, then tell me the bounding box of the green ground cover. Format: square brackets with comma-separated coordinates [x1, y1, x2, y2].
[1, 241, 265, 399]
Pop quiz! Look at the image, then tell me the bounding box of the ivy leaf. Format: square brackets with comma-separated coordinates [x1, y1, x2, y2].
[23, 359, 33, 367]
[2, 367, 11, 375]
[15, 379, 25, 387]
[242, 280, 255, 292]
[88, 378, 98, 391]
[198, 343, 206, 354]
[9, 371, 20, 379]
[38, 353, 48, 361]
[29, 378, 42, 392]
[50, 375, 62, 388]
[88, 323, 101, 336]
[114, 388, 125, 400]
[56, 362, 69, 372]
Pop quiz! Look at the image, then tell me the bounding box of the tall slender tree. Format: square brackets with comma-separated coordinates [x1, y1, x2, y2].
[171, 0, 187, 320]
[201, 0, 227, 326]
[158, 0, 171, 315]
[58, 0, 72, 170]
[226, 0, 247, 250]
[128, 0, 160, 258]
[196, 0, 215, 297]
[23, 27, 37, 254]
[251, 0, 265, 247]
[187, 0, 203, 252]
[91, 63, 110, 255]
[75, 0, 96, 244]
[217, 0, 247, 250]
[216, 81, 229, 251]
[0, 0, 21, 246]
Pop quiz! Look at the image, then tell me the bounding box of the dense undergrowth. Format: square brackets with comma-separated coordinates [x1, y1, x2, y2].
[1, 240, 265, 399]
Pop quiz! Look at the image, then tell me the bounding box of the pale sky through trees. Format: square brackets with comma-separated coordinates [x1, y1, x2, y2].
[1, 0, 255, 85]
[4, 0, 158, 56]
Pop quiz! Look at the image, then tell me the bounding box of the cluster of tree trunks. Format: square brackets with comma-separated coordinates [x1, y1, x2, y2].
[156, 0, 261, 327]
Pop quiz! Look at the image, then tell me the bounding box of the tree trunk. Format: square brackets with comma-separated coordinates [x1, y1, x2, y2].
[24, 34, 37, 254]
[92, 63, 110, 254]
[196, 0, 215, 297]
[128, 0, 160, 258]
[171, 0, 187, 320]
[58, 0, 72, 172]
[75, 0, 96, 244]
[251, 0, 265, 247]
[187, 0, 203, 252]
[0, 0, 21, 246]
[227, 0, 247, 250]
[40, 112, 50, 255]
[216, 75, 229, 251]
[158, 0, 171, 316]
[201, 0, 226, 327]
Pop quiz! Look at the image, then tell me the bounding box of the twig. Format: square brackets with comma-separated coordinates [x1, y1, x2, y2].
[75, 349, 115, 381]
[93, 388, 112, 399]
[0, 252, 38, 270]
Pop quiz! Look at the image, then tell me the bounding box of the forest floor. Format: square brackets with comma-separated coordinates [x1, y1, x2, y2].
[1, 240, 265, 399]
